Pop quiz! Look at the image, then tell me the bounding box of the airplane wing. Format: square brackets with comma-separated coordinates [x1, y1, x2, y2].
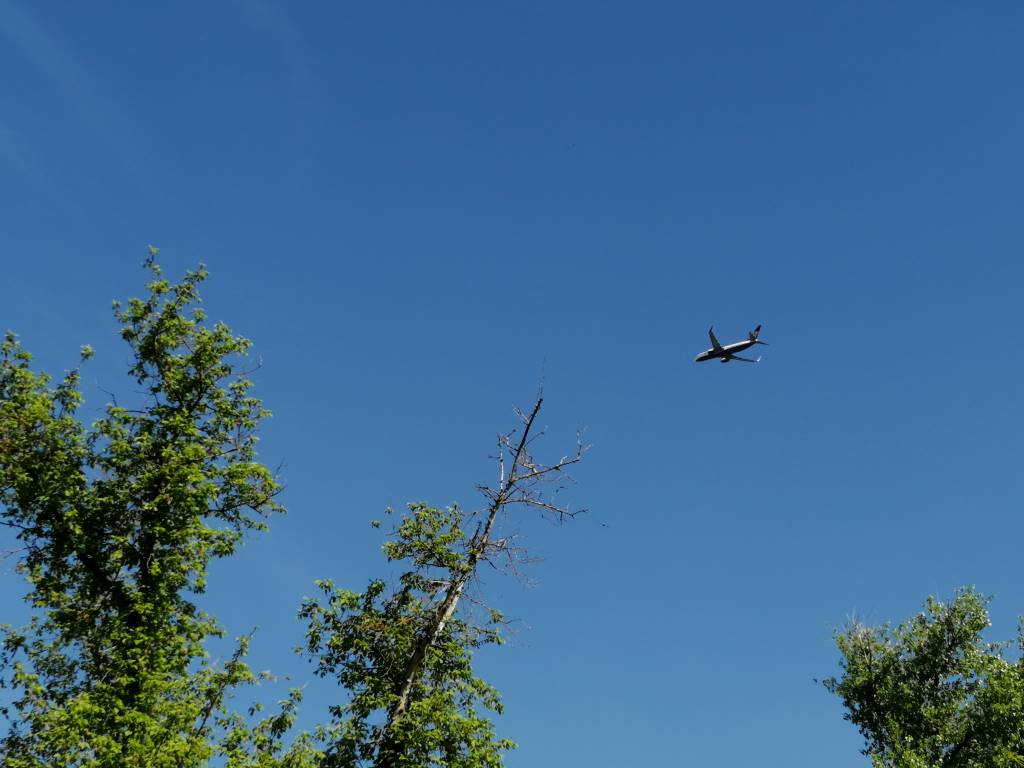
[708, 326, 723, 352]
[726, 354, 761, 363]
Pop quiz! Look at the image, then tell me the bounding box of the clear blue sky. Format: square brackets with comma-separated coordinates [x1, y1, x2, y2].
[3, 1, 1024, 764]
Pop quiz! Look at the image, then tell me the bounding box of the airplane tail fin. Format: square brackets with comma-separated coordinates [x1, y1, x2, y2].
[748, 324, 762, 342]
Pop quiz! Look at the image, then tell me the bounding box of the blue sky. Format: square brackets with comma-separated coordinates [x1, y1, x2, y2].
[3, 1, 1024, 764]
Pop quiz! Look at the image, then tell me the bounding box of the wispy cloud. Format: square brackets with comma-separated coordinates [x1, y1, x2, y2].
[0, 0, 160, 208]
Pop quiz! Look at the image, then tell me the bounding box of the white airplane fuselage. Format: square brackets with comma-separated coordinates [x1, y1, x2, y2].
[694, 338, 758, 362]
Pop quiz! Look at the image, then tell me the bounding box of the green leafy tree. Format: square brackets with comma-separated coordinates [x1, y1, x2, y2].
[824, 587, 1024, 767]
[300, 397, 586, 768]
[0, 250, 317, 767]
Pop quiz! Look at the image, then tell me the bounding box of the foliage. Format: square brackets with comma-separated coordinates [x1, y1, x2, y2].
[0, 252, 583, 767]
[0, 250, 314, 767]
[299, 396, 584, 768]
[299, 504, 515, 768]
[824, 587, 1024, 768]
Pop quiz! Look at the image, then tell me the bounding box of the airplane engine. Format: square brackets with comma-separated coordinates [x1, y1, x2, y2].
[720, 357, 730, 363]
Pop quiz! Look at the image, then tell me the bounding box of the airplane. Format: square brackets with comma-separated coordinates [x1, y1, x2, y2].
[694, 324, 767, 364]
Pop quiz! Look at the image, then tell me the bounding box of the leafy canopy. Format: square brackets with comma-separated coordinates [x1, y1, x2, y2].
[0, 250, 316, 767]
[0, 251, 581, 768]
[825, 587, 1024, 768]
[300, 503, 514, 768]
[297, 393, 583, 768]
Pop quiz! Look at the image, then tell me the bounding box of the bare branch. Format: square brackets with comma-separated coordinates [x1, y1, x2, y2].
[375, 393, 585, 768]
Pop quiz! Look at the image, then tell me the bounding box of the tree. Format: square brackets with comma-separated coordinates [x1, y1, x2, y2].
[299, 396, 587, 768]
[0, 250, 315, 767]
[824, 587, 1024, 768]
